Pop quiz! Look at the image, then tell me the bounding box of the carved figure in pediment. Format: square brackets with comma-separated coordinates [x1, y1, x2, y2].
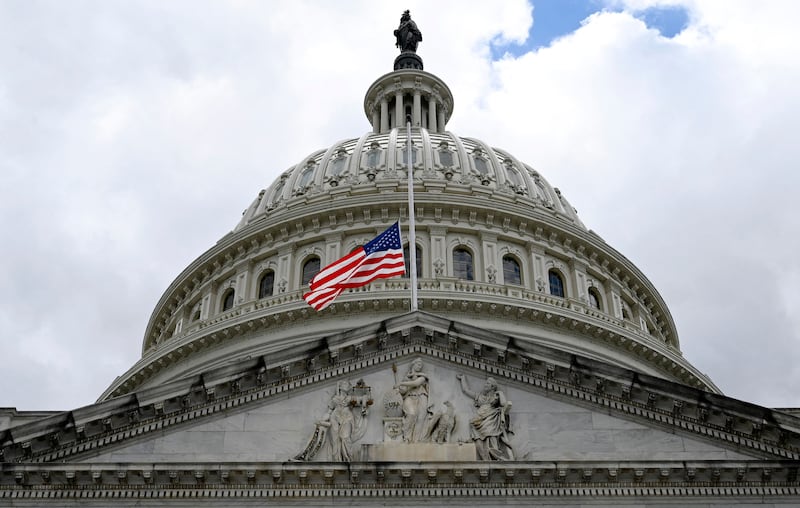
[421, 400, 456, 443]
[293, 380, 372, 462]
[456, 374, 514, 460]
[394, 358, 429, 442]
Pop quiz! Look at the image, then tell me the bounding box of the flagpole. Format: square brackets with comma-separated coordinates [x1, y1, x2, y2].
[406, 118, 419, 311]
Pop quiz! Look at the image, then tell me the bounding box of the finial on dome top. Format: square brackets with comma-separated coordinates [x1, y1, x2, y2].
[393, 10, 424, 70]
[395, 10, 422, 52]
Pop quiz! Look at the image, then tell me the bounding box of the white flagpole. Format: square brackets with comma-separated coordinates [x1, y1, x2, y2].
[406, 119, 419, 311]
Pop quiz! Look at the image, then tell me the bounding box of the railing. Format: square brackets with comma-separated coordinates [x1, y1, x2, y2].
[165, 278, 669, 352]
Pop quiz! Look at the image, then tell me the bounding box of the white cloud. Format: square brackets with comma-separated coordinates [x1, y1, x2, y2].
[466, 1, 800, 406]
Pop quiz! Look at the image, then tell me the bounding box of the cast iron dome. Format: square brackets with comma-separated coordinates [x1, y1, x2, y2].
[99, 12, 719, 402]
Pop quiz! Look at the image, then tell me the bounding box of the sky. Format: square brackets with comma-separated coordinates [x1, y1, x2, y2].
[1, 0, 799, 412]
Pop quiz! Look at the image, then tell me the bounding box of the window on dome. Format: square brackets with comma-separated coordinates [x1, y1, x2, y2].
[548, 270, 565, 298]
[439, 149, 453, 167]
[367, 147, 381, 167]
[403, 244, 422, 278]
[222, 289, 235, 312]
[330, 157, 346, 176]
[302, 257, 321, 286]
[588, 287, 602, 310]
[298, 163, 315, 188]
[502, 256, 522, 285]
[258, 270, 275, 299]
[453, 248, 474, 281]
[401, 144, 417, 164]
[271, 178, 286, 204]
[474, 156, 488, 175]
[506, 163, 524, 187]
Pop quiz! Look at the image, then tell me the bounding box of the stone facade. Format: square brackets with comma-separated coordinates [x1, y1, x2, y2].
[3, 315, 800, 504]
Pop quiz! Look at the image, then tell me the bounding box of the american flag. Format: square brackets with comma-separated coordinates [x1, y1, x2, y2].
[303, 222, 405, 311]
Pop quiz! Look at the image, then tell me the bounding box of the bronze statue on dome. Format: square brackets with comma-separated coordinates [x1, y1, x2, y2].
[394, 10, 422, 53]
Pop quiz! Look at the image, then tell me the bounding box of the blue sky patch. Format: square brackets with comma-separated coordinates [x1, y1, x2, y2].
[490, 0, 690, 60]
[491, 0, 601, 59]
[635, 5, 690, 38]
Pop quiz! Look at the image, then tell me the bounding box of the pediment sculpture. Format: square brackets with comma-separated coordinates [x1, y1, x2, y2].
[293, 359, 514, 462]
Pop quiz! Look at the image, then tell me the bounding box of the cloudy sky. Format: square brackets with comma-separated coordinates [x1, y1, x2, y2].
[1, 0, 799, 411]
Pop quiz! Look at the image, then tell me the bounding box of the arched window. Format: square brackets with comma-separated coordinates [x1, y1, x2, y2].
[330, 157, 345, 176]
[506, 163, 524, 187]
[271, 178, 286, 205]
[298, 163, 315, 188]
[258, 270, 275, 299]
[502, 255, 522, 285]
[302, 257, 321, 286]
[401, 143, 417, 164]
[588, 287, 602, 310]
[453, 248, 474, 281]
[473, 156, 488, 175]
[222, 289, 235, 311]
[403, 244, 422, 278]
[439, 149, 453, 167]
[548, 270, 565, 298]
[366, 143, 381, 167]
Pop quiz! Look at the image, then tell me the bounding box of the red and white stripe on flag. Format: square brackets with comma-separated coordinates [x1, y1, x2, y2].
[303, 222, 405, 311]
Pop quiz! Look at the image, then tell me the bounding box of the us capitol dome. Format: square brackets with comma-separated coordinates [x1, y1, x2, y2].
[99, 15, 717, 401]
[7, 11, 800, 506]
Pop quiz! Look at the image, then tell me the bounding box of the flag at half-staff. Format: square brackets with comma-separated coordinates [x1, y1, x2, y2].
[303, 222, 405, 311]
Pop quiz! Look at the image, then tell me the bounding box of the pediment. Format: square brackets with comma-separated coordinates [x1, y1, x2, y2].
[83, 356, 753, 464]
[3, 312, 799, 466]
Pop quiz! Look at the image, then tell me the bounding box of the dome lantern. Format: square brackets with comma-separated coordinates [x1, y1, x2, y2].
[364, 11, 453, 133]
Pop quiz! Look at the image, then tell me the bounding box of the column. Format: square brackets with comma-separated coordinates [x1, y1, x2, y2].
[437, 110, 446, 132]
[395, 92, 403, 128]
[527, 242, 546, 292]
[277, 246, 293, 293]
[428, 97, 437, 133]
[413, 91, 421, 127]
[429, 226, 448, 278]
[480, 233, 498, 284]
[380, 98, 389, 133]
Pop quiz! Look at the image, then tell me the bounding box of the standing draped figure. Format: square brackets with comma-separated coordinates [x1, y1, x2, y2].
[456, 374, 515, 460]
[395, 358, 429, 442]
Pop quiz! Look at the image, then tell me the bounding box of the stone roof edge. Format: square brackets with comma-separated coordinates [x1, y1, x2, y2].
[2, 459, 799, 497]
[2, 311, 800, 463]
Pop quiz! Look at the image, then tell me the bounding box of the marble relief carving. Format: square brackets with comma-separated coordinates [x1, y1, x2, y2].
[293, 380, 372, 462]
[294, 360, 515, 462]
[394, 358, 429, 442]
[457, 374, 515, 460]
[421, 400, 456, 443]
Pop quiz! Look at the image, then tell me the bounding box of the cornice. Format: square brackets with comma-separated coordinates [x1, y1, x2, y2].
[2, 314, 796, 465]
[121, 282, 708, 401]
[2, 460, 799, 500]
